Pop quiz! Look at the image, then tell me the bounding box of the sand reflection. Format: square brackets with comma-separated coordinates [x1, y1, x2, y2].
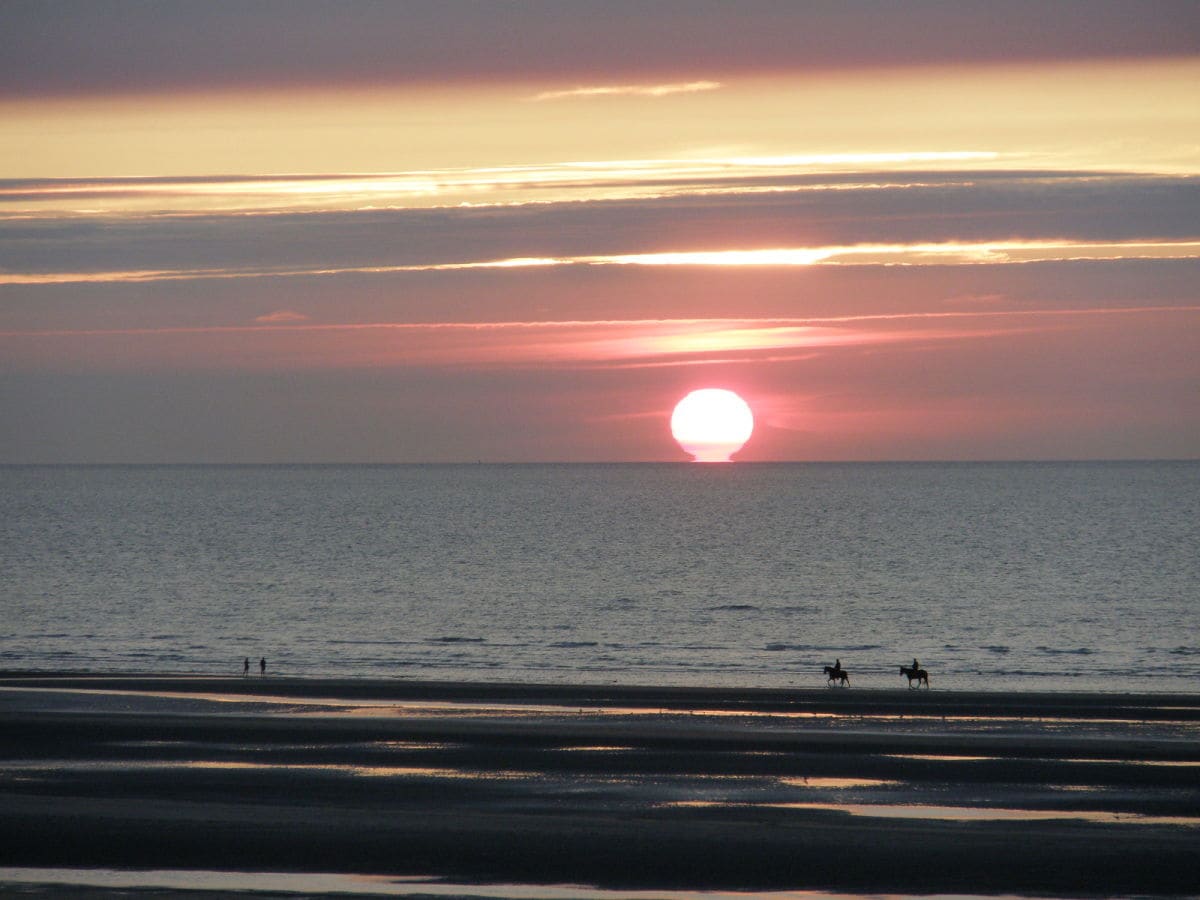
[667, 799, 1200, 827]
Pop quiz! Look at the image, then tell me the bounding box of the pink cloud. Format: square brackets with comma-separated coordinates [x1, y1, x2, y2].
[254, 309, 309, 324]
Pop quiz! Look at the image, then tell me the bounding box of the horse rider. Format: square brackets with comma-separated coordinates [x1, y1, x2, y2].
[912, 657, 920, 671]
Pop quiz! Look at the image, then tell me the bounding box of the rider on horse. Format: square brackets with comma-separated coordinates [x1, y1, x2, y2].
[901, 658, 929, 688]
[824, 658, 849, 685]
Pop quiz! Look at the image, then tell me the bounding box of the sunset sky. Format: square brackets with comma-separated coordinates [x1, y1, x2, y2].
[2, 0, 1198, 462]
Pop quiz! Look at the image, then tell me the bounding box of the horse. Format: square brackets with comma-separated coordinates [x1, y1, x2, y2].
[823, 665, 850, 687]
[899, 664, 929, 688]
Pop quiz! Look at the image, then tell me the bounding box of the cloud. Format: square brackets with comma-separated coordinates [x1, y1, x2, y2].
[3, 2, 1196, 100]
[0, 315, 1021, 381]
[5, 239, 1198, 286]
[531, 81, 721, 101]
[585, 240, 1200, 267]
[253, 309, 309, 324]
[4, 172, 1198, 286]
[0, 155, 1004, 219]
[7, 306, 1193, 347]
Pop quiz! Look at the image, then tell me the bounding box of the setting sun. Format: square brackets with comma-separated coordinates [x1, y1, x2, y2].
[670, 389, 755, 462]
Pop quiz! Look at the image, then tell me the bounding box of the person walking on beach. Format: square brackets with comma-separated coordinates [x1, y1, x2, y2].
[259, 657, 266, 676]
[243, 657, 250, 677]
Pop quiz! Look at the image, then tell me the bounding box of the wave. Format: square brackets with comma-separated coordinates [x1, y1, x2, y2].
[709, 604, 759, 612]
[1036, 646, 1095, 656]
[432, 636, 485, 644]
[766, 643, 883, 653]
[551, 641, 599, 648]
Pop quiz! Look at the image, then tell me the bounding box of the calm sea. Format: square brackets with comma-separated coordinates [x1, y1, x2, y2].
[2, 462, 1197, 693]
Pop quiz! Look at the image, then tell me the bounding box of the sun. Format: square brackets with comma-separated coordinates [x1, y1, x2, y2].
[670, 389, 755, 462]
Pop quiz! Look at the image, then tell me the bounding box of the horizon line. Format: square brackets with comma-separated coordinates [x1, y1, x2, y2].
[2, 458, 1196, 467]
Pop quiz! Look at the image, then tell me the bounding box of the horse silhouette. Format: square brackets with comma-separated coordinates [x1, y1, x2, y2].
[823, 665, 850, 686]
[899, 664, 930, 688]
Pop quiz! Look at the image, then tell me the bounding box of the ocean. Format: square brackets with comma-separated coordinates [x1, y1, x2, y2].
[2, 462, 1197, 693]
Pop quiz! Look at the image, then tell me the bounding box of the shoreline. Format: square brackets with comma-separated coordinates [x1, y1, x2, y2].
[5, 671, 1200, 715]
[1, 674, 1198, 896]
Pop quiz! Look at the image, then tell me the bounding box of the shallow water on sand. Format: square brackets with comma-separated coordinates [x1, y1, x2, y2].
[3, 462, 1198, 692]
[1, 684, 1197, 897]
[0, 868, 1081, 899]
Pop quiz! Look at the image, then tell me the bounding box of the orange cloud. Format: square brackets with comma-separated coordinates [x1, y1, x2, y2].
[6, 240, 1199, 287]
[531, 81, 722, 101]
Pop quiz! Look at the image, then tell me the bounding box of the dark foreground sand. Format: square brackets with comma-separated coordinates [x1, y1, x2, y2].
[1, 674, 1198, 896]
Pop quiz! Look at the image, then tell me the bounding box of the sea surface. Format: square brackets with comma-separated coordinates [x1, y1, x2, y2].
[2, 462, 1197, 693]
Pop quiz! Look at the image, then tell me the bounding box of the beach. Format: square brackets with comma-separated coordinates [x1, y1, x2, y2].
[1, 674, 1198, 897]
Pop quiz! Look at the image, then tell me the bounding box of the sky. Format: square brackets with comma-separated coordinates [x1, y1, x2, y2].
[2, 0, 1198, 462]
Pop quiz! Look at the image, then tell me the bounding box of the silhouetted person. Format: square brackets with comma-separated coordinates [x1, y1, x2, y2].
[242, 657, 249, 677]
[834, 658, 842, 672]
[912, 657, 920, 671]
[259, 657, 266, 676]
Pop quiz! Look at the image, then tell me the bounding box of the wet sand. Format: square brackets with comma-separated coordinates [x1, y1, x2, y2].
[1, 674, 1198, 896]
